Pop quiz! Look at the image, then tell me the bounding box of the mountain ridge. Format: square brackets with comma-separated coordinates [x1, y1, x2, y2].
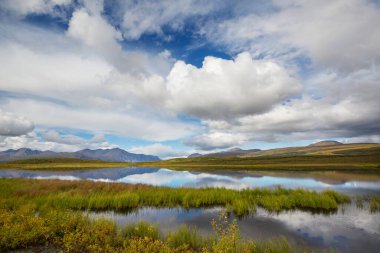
[0, 148, 160, 163]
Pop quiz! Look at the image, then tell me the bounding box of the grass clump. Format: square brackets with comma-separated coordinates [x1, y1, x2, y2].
[0, 205, 318, 253]
[0, 178, 351, 216]
[167, 225, 208, 250]
[370, 196, 380, 212]
[125, 221, 160, 240]
[355, 196, 364, 209]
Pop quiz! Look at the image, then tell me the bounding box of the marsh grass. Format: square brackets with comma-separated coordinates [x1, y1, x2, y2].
[353, 195, 380, 212]
[370, 196, 380, 212]
[356, 196, 364, 209]
[166, 224, 211, 250]
[125, 221, 160, 240]
[0, 205, 317, 253]
[0, 178, 351, 215]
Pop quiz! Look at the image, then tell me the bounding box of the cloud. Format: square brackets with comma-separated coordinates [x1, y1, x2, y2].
[43, 130, 88, 145]
[1, 0, 379, 153]
[184, 132, 249, 150]
[0, 30, 169, 110]
[166, 52, 301, 120]
[0, 0, 72, 18]
[206, 0, 380, 72]
[67, 8, 131, 72]
[42, 130, 109, 146]
[2, 98, 193, 142]
[129, 143, 190, 159]
[67, 2, 181, 74]
[0, 131, 115, 152]
[190, 63, 380, 148]
[342, 135, 380, 144]
[117, 0, 219, 40]
[0, 20, 194, 142]
[0, 110, 34, 136]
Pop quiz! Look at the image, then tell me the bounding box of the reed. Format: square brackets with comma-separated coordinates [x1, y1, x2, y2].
[0, 204, 318, 252]
[0, 178, 351, 215]
[370, 196, 380, 212]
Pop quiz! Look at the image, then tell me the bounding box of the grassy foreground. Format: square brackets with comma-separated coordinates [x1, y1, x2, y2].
[0, 178, 350, 216]
[0, 179, 348, 252]
[0, 205, 318, 253]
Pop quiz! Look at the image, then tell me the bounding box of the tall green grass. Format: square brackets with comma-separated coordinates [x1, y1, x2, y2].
[0, 204, 322, 252]
[370, 196, 380, 212]
[0, 178, 351, 215]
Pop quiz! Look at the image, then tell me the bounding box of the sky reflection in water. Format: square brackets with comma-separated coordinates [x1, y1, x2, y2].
[1, 167, 380, 252]
[1, 167, 380, 195]
[90, 204, 380, 253]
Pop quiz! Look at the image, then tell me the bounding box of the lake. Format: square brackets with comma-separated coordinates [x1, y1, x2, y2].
[0, 167, 380, 195]
[90, 204, 380, 253]
[1, 167, 380, 252]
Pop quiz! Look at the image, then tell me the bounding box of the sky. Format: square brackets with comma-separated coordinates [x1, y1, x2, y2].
[0, 0, 380, 159]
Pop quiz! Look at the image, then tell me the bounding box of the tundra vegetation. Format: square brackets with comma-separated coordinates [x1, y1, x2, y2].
[0, 204, 317, 253]
[0, 178, 354, 252]
[0, 178, 351, 215]
[0, 144, 379, 252]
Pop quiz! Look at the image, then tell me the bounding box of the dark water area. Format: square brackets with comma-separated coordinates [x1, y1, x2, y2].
[1, 167, 380, 195]
[89, 204, 380, 253]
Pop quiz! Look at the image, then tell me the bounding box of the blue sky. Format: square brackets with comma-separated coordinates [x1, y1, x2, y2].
[0, 0, 380, 158]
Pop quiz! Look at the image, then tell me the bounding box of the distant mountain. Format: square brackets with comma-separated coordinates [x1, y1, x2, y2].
[308, 140, 343, 147]
[71, 148, 160, 162]
[0, 148, 160, 162]
[188, 153, 202, 158]
[0, 148, 56, 161]
[188, 148, 261, 158]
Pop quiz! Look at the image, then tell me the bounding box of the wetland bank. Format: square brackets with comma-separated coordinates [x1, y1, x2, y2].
[1, 145, 380, 252]
[1, 157, 380, 252]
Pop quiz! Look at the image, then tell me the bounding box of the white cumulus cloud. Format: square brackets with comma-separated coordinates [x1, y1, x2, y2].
[184, 132, 249, 150]
[0, 110, 34, 136]
[166, 52, 301, 120]
[129, 143, 190, 159]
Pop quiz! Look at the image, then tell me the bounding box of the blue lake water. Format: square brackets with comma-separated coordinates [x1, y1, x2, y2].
[1, 167, 380, 252]
[0, 167, 380, 195]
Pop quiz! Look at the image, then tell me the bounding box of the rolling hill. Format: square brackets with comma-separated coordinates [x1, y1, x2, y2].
[188, 147, 261, 158]
[241, 142, 380, 157]
[138, 142, 380, 172]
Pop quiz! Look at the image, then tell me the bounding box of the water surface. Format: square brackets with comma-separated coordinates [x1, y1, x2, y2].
[1, 167, 379, 252]
[90, 204, 380, 253]
[1, 167, 380, 195]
